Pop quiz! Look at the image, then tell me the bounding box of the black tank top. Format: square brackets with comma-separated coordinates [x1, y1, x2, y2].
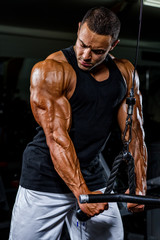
[20, 46, 127, 193]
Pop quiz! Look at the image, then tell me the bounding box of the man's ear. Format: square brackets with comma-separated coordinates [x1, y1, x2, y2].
[77, 22, 81, 35]
[110, 39, 120, 51]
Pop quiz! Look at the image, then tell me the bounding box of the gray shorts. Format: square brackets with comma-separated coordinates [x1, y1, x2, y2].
[9, 186, 124, 240]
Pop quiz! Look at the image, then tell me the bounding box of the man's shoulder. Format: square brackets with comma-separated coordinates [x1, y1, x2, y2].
[109, 54, 137, 91]
[46, 50, 67, 62]
[111, 55, 134, 81]
[31, 52, 76, 97]
[32, 50, 73, 75]
[110, 54, 134, 70]
[45, 50, 74, 73]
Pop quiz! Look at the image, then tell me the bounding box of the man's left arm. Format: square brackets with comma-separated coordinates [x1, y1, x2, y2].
[117, 59, 147, 212]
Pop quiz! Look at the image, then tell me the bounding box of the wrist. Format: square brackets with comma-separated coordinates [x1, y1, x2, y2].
[73, 183, 90, 200]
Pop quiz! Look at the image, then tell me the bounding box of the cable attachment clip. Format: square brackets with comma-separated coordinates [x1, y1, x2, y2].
[122, 96, 136, 146]
[126, 96, 136, 116]
[122, 148, 133, 164]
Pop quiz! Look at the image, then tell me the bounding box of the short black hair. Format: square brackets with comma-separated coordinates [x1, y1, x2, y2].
[80, 6, 121, 42]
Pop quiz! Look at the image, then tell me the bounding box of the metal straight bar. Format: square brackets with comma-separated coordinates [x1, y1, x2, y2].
[79, 194, 160, 208]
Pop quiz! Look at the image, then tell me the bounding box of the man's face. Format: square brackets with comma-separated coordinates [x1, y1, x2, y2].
[74, 22, 115, 71]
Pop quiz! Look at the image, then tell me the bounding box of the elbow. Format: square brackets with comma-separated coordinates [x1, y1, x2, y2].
[51, 129, 71, 150]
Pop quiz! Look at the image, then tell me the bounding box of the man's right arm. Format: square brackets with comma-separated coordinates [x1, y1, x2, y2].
[30, 59, 88, 196]
[30, 59, 108, 216]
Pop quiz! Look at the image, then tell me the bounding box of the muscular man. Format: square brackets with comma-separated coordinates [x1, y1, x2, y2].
[9, 6, 147, 240]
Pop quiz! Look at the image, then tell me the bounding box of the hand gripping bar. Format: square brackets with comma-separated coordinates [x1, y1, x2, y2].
[76, 194, 160, 222]
[79, 193, 160, 206]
